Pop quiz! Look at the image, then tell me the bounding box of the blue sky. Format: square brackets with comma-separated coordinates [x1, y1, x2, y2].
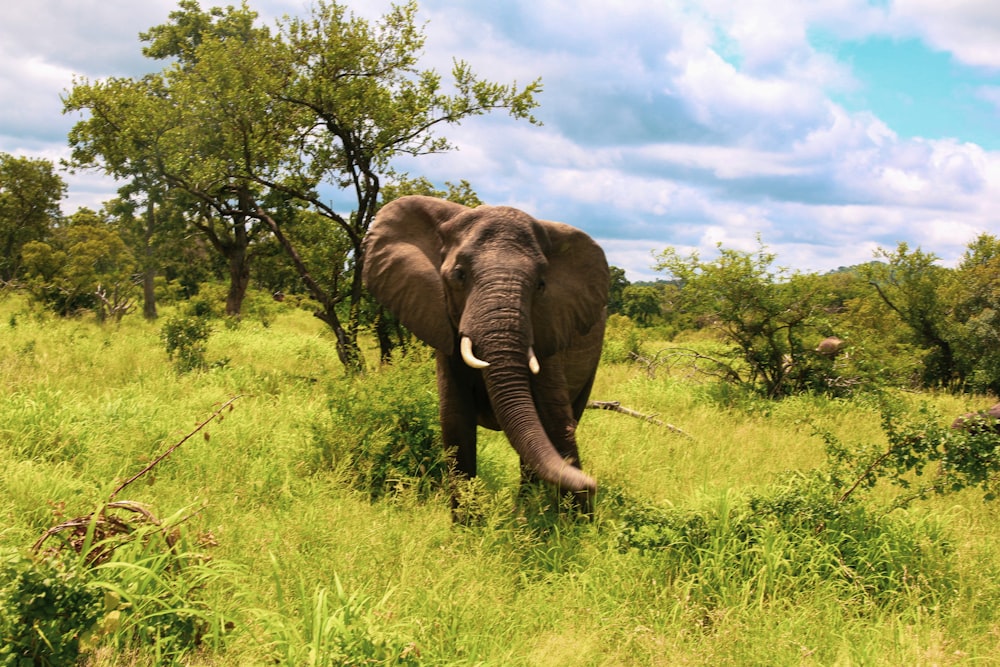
[2, 0, 1000, 282]
[830, 36, 1000, 149]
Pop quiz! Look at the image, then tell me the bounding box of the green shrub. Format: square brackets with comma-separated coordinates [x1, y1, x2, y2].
[160, 315, 212, 372]
[816, 398, 1000, 504]
[312, 359, 450, 499]
[0, 551, 103, 666]
[613, 476, 954, 610]
[601, 314, 644, 364]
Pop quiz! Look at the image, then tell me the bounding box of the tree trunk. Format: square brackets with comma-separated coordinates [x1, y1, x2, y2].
[225, 244, 250, 317]
[222, 212, 252, 317]
[142, 200, 158, 320]
[142, 268, 157, 320]
[256, 207, 364, 374]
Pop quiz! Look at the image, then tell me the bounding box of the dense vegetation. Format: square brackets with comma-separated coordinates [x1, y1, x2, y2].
[1, 292, 999, 665]
[3, 0, 1000, 663]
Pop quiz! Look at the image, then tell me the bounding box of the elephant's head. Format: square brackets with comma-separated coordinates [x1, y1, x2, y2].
[362, 195, 608, 497]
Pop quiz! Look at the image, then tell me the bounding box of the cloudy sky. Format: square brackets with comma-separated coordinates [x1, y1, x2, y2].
[3, 0, 1000, 281]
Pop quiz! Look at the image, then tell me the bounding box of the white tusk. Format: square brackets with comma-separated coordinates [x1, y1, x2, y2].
[528, 347, 541, 375]
[461, 336, 490, 369]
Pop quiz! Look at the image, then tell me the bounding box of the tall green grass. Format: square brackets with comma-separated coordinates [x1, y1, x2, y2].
[1, 291, 999, 665]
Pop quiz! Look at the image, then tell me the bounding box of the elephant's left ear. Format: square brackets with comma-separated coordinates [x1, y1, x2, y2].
[534, 221, 609, 354]
[362, 196, 469, 354]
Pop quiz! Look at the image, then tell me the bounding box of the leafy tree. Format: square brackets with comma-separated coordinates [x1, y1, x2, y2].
[607, 265, 629, 314]
[20, 208, 136, 319]
[66, 0, 540, 374]
[620, 284, 662, 326]
[65, 2, 284, 318]
[63, 76, 188, 319]
[949, 233, 1000, 393]
[245, 0, 541, 372]
[139, 2, 290, 317]
[654, 239, 830, 397]
[104, 194, 194, 320]
[862, 243, 959, 388]
[0, 153, 66, 284]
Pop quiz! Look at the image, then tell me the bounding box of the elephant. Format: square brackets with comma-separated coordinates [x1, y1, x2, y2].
[362, 195, 609, 510]
[951, 402, 1000, 434]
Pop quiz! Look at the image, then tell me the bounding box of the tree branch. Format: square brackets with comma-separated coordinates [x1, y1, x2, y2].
[586, 400, 692, 438]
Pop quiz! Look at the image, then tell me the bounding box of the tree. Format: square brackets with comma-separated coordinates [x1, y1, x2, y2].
[243, 0, 541, 372]
[66, 0, 541, 373]
[862, 243, 958, 388]
[64, 75, 188, 320]
[20, 208, 136, 320]
[949, 233, 1000, 393]
[0, 153, 66, 284]
[655, 239, 828, 397]
[620, 284, 661, 326]
[607, 265, 629, 314]
[65, 2, 285, 318]
[103, 193, 192, 320]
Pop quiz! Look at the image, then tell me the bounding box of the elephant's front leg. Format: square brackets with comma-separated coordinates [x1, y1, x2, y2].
[436, 351, 478, 479]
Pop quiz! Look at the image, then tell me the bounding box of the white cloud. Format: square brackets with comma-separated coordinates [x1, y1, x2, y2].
[3, 0, 1000, 284]
[635, 143, 806, 179]
[890, 0, 1000, 68]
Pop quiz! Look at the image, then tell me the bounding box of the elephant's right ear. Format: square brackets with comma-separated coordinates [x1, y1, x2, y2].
[362, 196, 469, 354]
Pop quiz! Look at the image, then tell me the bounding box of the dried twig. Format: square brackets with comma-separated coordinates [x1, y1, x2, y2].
[587, 400, 692, 439]
[109, 395, 242, 501]
[32, 396, 241, 561]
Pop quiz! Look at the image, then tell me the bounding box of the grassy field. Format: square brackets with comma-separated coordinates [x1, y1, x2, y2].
[1, 292, 999, 665]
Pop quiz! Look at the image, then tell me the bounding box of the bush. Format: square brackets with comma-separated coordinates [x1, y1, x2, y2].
[0, 551, 103, 666]
[1, 525, 238, 664]
[654, 240, 837, 397]
[612, 475, 955, 610]
[160, 315, 212, 372]
[601, 314, 644, 364]
[312, 359, 450, 499]
[816, 398, 1000, 504]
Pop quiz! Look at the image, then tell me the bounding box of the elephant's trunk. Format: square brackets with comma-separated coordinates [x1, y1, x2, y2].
[476, 334, 597, 498]
[461, 273, 596, 500]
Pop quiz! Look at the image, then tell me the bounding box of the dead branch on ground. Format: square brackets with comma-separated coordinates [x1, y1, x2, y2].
[587, 400, 692, 439]
[32, 396, 241, 561]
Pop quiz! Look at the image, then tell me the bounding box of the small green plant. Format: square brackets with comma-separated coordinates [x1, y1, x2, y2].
[0, 551, 104, 666]
[313, 359, 449, 499]
[254, 569, 419, 666]
[86, 531, 236, 661]
[160, 315, 212, 372]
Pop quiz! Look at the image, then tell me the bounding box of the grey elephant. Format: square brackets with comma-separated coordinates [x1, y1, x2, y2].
[952, 402, 1000, 434]
[362, 195, 609, 509]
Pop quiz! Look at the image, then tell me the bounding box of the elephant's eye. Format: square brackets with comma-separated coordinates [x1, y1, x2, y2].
[536, 278, 547, 294]
[451, 267, 467, 285]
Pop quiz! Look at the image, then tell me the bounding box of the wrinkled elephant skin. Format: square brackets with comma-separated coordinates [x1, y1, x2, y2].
[363, 196, 609, 510]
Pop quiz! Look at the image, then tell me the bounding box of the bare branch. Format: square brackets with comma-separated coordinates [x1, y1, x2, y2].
[109, 395, 242, 501]
[586, 400, 692, 439]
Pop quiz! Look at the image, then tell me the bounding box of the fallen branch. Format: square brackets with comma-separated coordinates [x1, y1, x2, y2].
[587, 400, 692, 439]
[32, 396, 241, 561]
[109, 395, 242, 501]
